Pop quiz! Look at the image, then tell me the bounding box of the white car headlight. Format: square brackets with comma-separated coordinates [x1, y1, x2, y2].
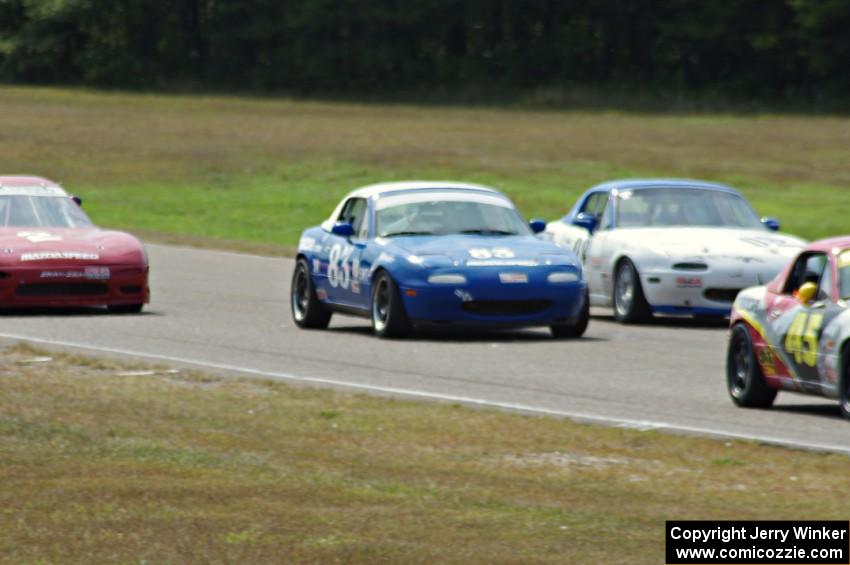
[427, 274, 467, 284]
[547, 272, 578, 283]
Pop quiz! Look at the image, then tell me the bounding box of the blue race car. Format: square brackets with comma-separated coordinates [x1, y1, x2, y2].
[290, 181, 588, 338]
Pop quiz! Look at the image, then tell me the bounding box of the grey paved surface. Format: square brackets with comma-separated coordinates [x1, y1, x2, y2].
[2, 244, 845, 452]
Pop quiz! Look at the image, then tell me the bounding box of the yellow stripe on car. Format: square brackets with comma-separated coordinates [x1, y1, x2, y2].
[735, 307, 768, 342]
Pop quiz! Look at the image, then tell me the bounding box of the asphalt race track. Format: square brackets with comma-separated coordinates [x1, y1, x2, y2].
[2, 244, 846, 454]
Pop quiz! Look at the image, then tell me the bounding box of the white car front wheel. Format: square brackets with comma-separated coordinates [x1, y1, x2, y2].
[613, 259, 651, 324]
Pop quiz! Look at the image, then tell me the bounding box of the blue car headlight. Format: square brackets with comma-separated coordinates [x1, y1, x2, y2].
[407, 254, 453, 268]
[427, 274, 467, 284]
[547, 272, 579, 283]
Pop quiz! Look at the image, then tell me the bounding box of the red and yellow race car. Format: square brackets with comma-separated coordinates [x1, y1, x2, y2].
[0, 175, 149, 312]
[727, 236, 850, 418]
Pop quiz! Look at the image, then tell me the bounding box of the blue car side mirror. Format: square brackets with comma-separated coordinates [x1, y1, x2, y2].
[572, 212, 597, 234]
[529, 219, 547, 233]
[331, 221, 355, 237]
[761, 217, 780, 232]
[71, 195, 83, 207]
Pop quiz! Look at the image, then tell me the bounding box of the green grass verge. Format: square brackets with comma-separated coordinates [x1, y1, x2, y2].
[1, 342, 848, 563]
[1, 85, 849, 248]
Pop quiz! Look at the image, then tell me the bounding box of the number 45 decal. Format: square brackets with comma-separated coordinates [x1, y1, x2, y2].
[784, 312, 824, 367]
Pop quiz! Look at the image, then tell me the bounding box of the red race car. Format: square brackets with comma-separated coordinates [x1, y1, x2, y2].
[0, 176, 149, 312]
[727, 236, 850, 418]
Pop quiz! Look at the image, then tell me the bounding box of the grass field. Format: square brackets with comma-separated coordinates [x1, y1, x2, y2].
[4, 87, 849, 563]
[0, 342, 848, 563]
[1, 85, 849, 249]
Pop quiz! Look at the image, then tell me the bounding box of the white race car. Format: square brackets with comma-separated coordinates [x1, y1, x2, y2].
[546, 179, 806, 323]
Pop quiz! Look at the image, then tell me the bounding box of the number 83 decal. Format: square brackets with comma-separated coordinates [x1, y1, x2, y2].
[327, 243, 360, 289]
[784, 311, 824, 367]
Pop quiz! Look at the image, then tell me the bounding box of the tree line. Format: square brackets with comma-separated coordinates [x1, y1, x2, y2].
[1, 0, 848, 105]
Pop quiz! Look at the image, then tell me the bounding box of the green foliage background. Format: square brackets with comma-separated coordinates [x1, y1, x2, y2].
[1, 0, 849, 105]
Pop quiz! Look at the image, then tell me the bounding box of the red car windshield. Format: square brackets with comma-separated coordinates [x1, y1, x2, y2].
[0, 195, 94, 228]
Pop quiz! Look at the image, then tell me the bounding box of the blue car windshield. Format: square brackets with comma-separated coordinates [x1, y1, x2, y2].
[377, 198, 531, 237]
[0, 195, 94, 228]
[616, 188, 763, 229]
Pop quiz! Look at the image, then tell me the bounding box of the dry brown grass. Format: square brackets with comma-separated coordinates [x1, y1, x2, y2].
[2, 86, 849, 187]
[1, 341, 848, 564]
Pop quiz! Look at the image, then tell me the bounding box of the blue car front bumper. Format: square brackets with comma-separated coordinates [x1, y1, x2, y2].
[398, 269, 586, 327]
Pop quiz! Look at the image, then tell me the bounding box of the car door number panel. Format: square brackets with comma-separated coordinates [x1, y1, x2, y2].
[327, 243, 357, 289]
[783, 311, 823, 368]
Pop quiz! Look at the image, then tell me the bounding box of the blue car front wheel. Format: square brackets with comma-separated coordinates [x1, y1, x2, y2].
[551, 288, 589, 339]
[371, 271, 411, 338]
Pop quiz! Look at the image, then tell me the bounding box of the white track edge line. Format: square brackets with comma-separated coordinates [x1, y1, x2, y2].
[2, 332, 849, 456]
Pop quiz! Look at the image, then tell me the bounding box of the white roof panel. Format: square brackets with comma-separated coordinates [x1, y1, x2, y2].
[375, 190, 513, 210]
[347, 181, 500, 200]
[0, 184, 68, 197]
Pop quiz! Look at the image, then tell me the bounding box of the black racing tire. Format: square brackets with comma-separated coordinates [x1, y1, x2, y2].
[551, 287, 589, 339]
[612, 258, 652, 324]
[371, 270, 411, 338]
[726, 323, 777, 408]
[840, 344, 850, 420]
[291, 258, 332, 329]
[107, 303, 144, 314]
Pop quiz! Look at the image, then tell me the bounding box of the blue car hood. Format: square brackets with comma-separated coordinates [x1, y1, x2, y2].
[386, 234, 576, 264]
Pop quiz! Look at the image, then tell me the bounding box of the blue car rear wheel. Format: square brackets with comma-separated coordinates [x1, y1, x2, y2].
[291, 258, 332, 329]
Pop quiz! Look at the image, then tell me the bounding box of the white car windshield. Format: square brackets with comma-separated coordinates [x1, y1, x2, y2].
[616, 188, 763, 229]
[376, 194, 531, 237]
[0, 195, 94, 228]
